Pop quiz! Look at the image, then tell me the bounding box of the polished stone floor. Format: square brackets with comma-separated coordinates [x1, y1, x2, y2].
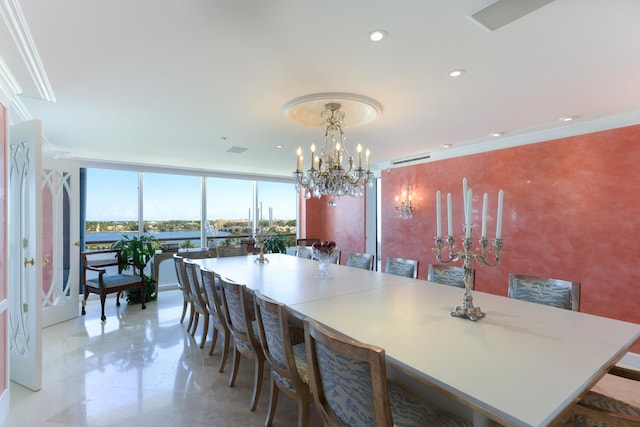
[6, 289, 637, 426]
[6, 289, 323, 427]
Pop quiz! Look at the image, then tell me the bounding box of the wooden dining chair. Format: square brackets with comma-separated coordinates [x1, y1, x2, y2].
[385, 257, 418, 278]
[217, 244, 248, 257]
[219, 276, 265, 411]
[427, 264, 474, 289]
[303, 318, 473, 427]
[346, 252, 375, 270]
[508, 273, 581, 311]
[173, 254, 194, 327]
[296, 238, 320, 246]
[183, 259, 210, 348]
[572, 365, 640, 425]
[254, 291, 312, 427]
[199, 267, 232, 372]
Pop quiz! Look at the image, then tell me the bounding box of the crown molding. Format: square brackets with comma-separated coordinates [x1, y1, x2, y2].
[0, 0, 55, 102]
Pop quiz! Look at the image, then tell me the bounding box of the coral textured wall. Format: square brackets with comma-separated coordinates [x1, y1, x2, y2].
[303, 124, 640, 353]
[302, 194, 366, 265]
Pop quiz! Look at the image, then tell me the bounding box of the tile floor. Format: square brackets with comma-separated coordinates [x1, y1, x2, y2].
[6, 290, 323, 427]
[6, 289, 636, 426]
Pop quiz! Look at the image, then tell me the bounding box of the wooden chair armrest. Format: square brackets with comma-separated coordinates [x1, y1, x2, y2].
[575, 400, 640, 424]
[85, 265, 107, 274]
[609, 365, 640, 382]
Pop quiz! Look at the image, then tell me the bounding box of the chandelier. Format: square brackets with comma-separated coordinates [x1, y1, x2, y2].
[292, 101, 375, 206]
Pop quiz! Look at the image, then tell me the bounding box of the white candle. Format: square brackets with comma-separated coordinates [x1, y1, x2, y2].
[296, 147, 303, 172]
[436, 191, 442, 237]
[447, 193, 453, 236]
[395, 195, 399, 207]
[462, 177, 468, 226]
[481, 193, 488, 237]
[365, 149, 370, 170]
[465, 189, 472, 238]
[310, 144, 316, 170]
[357, 144, 362, 169]
[496, 189, 504, 239]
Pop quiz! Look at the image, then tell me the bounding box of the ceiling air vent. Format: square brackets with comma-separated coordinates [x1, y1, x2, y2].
[227, 146, 248, 154]
[468, 0, 555, 32]
[392, 155, 431, 166]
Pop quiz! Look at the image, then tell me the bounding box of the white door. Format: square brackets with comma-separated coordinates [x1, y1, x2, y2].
[41, 158, 79, 327]
[8, 119, 43, 391]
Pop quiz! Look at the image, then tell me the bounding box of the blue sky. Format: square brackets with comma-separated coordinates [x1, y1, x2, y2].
[86, 169, 296, 221]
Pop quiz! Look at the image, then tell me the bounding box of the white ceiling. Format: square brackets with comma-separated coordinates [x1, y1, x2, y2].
[2, 0, 640, 179]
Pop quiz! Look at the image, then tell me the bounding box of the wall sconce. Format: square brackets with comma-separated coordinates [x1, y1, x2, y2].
[394, 185, 413, 220]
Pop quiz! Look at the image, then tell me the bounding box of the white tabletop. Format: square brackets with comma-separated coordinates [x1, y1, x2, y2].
[195, 254, 640, 426]
[196, 253, 410, 305]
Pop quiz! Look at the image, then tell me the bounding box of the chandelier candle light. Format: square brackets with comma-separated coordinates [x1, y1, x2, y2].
[293, 102, 373, 207]
[433, 178, 504, 321]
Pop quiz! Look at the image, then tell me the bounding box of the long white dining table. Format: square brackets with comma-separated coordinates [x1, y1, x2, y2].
[195, 254, 640, 427]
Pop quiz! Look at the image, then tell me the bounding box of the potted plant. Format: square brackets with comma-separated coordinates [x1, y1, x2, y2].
[264, 233, 287, 254]
[111, 234, 158, 304]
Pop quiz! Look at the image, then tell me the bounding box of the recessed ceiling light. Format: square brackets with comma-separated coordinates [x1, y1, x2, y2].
[449, 69, 465, 78]
[219, 136, 230, 141]
[559, 116, 574, 122]
[368, 30, 387, 42]
[276, 144, 283, 149]
[441, 144, 452, 148]
[490, 132, 503, 137]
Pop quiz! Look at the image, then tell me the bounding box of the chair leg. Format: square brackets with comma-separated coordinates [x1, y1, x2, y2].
[250, 356, 264, 411]
[208, 328, 219, 356]
[100, 293, 107, 322]
[228, 348, 241, 387]
[218, 332, 231, 373]
[81, 289, 89, 315]
[199, 315, 209, 348]
[180, 301, 188, 323]
[297, 398, 310, 427]
[265, 376, 279, 427]
[191, 313, 199, 337]
[116, 291, 121, 307]
[186, 304, 195, 332]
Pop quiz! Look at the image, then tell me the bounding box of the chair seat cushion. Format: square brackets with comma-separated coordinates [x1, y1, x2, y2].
[86, 274, 142, 290]
[388, 384, 473, 427]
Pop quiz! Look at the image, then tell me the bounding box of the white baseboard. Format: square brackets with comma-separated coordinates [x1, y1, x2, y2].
[619, 352, 640, 369]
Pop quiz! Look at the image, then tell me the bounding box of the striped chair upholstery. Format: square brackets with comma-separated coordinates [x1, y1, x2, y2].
[385, 257, 418, 279]
[346, 252, 375, 271]
[572, 365, 640, 426]
[217, 244, 248, 257]
[427, 264, 473, 289]
[219, 277, 265, 411]
[199, 268, 231, 372]
[183, 259, 210, 347]
[508, 273, 580, 311]
[304, 318, 473, 427]
[254, 291, 311, 427]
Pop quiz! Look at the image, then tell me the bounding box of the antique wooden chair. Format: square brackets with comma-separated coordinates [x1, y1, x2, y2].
[303, 318, 473, 427]
[427, 264, 474, 289]
[572, 365, 640, 425]
[345, 252, 375, 271]
[254, 291, 312, 427]
[199, 267, 232, 372]
[385, 257, 418, 278]
[219, 276, 265, 411]
[81, 249, 147, 321]
[508, 273, 580, 311]
[217, 244, 248, 257]
[183, 259, 211, 348]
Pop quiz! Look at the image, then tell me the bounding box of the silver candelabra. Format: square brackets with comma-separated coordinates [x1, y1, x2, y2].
[434, 233, 503, 321]
[433, 179, 505, 321]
